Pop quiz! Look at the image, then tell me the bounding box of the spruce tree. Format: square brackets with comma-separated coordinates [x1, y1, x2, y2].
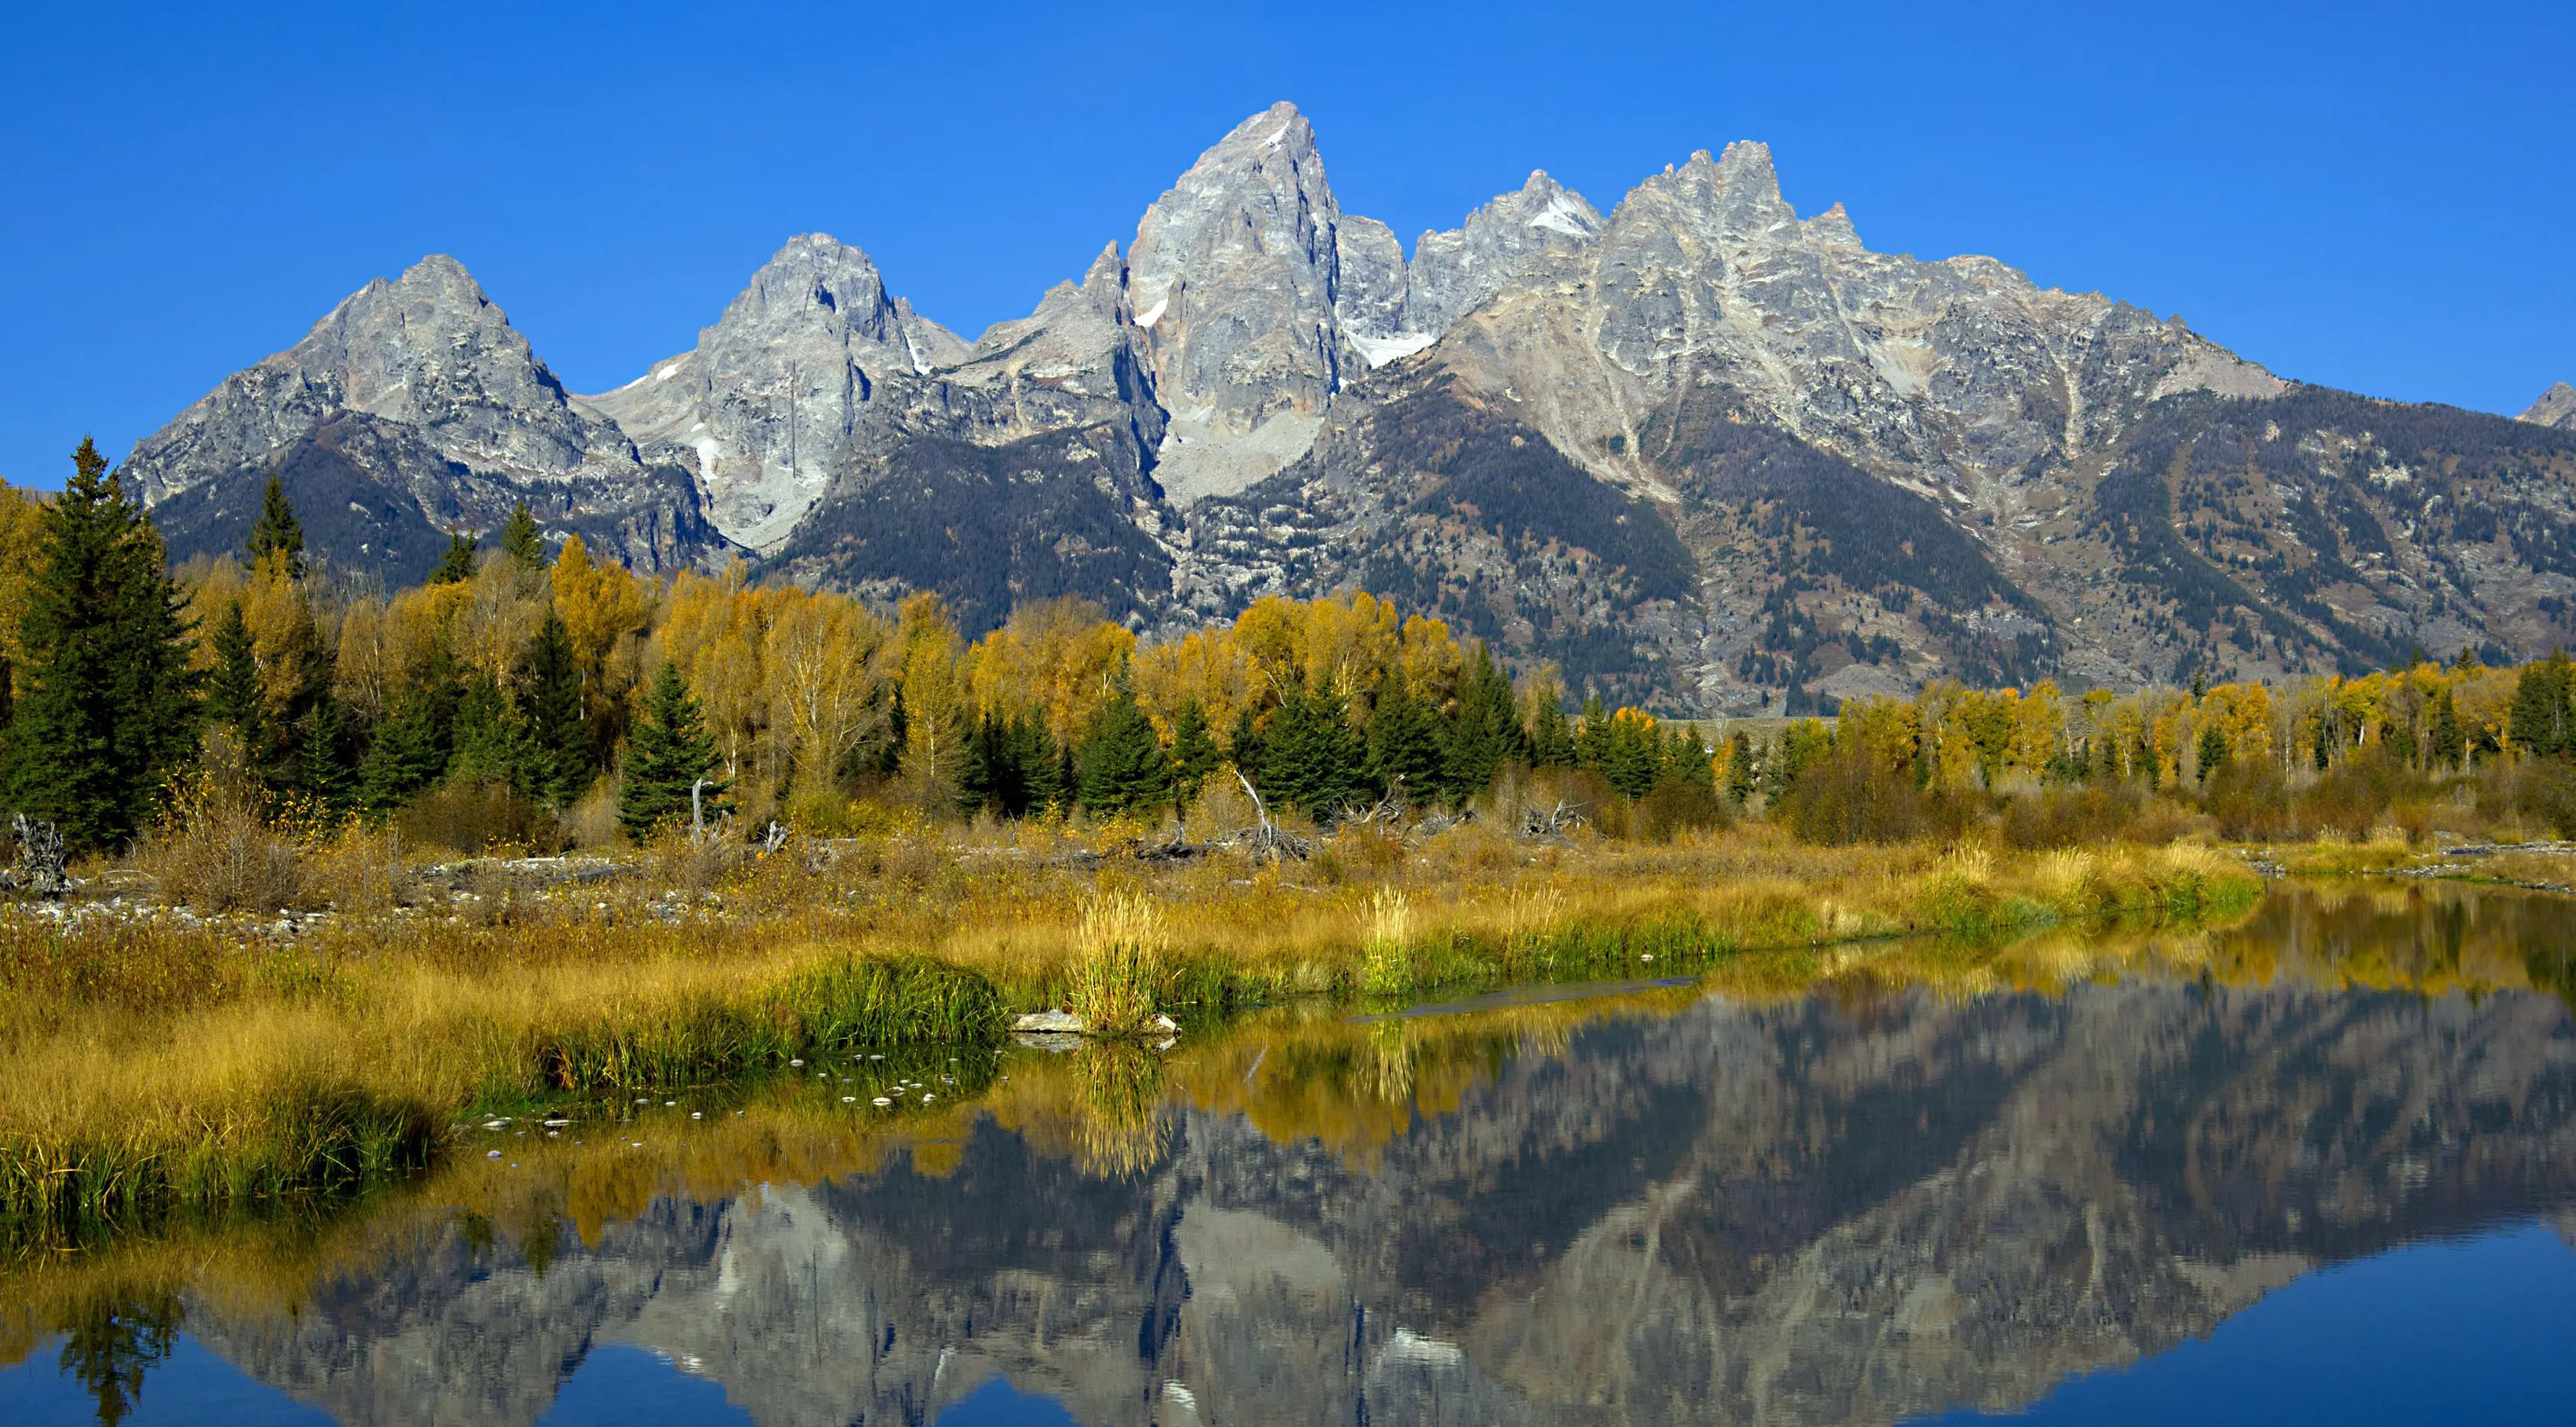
[1527, 694, 1575, 769]
[2511, 654, 2572, 759]
[1258, 680, 1365, 818]
[1603, 714, 1661, 799]
[2431, 689, 2466, 771]
[1574, 693, 1613, 770]
[4, 439, 201, 851]
[358, 695, 450, 811]
[1166, 700, 1221, 813]
[1725, 730, 1757, 805]
[247, 474, 306, 578]
[1365, 679, 1446, 805]
[1077, 680, 1171, 818]
[499, 502, 545, 567]
[205, 600, 265, 750]
[448, 671, 531, 789]
[621, 661, 727, 840]
[519, 612, 591, 805]
[2195, 725, 2230, 782]
[1441, 645, 1520, 802]
[299, 695, 359, 813]
[1227, 706, 1266, 776]
[430, 529, 478, 585]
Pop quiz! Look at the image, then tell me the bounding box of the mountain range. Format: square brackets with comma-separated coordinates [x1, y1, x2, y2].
[123, 102, 2576, 713]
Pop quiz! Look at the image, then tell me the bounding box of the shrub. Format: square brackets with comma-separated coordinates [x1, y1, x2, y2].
[136, 772, 311, 913]
[394, 781, 557, 854]
[1780, 743, 1946, 845]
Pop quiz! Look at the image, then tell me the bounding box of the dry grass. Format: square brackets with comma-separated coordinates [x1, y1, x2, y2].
[0, 822, 2264, 1245]
[1066, 891, 1167, 1037]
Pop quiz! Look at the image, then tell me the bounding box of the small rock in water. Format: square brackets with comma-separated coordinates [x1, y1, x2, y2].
[1013, 1009, 1087, 1034]
[789, 1059, 804, 1066]
[872, 1096, 892, 1106]
[486, 1150, 502, 1159]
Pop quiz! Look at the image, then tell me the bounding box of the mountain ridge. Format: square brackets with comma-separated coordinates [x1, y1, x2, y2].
[124, 103, 2576, 710]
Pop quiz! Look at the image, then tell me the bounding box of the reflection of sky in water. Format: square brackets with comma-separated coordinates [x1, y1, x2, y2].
[4, 1225, 2570, 1425]
[4, 883, 2576, 1426]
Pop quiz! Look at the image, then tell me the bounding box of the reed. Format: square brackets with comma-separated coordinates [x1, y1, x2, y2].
[0, 827, 2264, 1246]
[1067, 892, 1167, 1037]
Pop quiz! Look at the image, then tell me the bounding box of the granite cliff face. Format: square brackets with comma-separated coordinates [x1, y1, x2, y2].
[124, 105, 2576, 707]
[2526, 383, 2576, 430]
[126, 256, 724, 580]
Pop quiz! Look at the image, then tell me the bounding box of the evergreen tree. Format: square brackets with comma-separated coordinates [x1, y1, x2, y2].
[1527, 694, 1575, 769]
[519, 612, 592, 804]
[1227, 706, 1266, 776]
[448, 671, 531, 789]
[205, 600, 265, 749]
[1257, 680, 1365, 818]
[3, 439, 201, 851]
[430, 529, 478, 584]
[499, 502, 545, 567]
[1574, 693, 1613, 770]
[358, 695, 452, 811]
[621, 661, 727, 840]
[1441, 645, 1520, 802]
[1166, 700, 1221, 814]
[2431, 689, 2466, 771]
[1725, 730, 1757, 805]
[1603, 714, 1662, 799]
[962, 713, 1008, 817]
[1365, 679, 1446, 805]
[299, 694, 359, 813]
[246, 474, 306, 578]
[1077, 679, 1171, 818]
[2195, 724, 2230, 782]
[2511, 653, 2572, 759]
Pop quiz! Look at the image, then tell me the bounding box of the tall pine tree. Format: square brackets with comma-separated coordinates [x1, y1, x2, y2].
[1077, 679, 1171, 818]
[1365, 678, 1446, 805]
[4, 439, 201, 851]
[430, 529, 478, 585]
[1166, 700, 1221, 815]
[1257, 680, 1366, 818]
[621, 661, 727, 840]
[205, 600, 265, 751]
[519, 612, 592, 805]
[247, 474, 306, 578]
[499, 502, 545, 567]
[1440, 645, 1520, 802]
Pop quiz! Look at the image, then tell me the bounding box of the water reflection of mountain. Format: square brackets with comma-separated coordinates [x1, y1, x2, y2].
[185, 974, 2576, 1427]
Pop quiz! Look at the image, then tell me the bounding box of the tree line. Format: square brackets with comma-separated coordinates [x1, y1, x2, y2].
[8, 440, 2576, 857]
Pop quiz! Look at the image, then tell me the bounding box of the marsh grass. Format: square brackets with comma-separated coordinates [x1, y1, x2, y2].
[0, 826, 2264, 1246]
[1067, 892, 1166, 1036]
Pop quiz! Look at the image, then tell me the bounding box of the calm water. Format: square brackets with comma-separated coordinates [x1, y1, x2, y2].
[7, 880, 2576, 1426]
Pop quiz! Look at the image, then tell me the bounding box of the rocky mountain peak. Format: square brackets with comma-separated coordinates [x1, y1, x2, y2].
[1126, 101, 1353, 502]
[2524, 381, 2576, 429]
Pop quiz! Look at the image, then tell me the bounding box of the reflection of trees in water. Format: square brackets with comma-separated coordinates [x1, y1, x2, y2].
[57, 1287, 178, 1427]
[19, 885, 2576, 1427]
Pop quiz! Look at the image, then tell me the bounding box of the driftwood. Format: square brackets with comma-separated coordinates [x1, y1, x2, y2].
[1518, 799, 1589, 838]
[1231, 769, 1312, 863]
[11, 815, 68, 896]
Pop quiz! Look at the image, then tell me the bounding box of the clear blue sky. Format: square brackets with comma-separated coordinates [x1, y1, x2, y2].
[2, 0, 2569, 488]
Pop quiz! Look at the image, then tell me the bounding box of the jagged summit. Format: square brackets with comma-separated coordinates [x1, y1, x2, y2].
[2524, 382, 2576, 429]
[126, 103, 2576, 706]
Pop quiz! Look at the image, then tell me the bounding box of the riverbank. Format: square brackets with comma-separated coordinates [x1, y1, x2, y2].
[0, 824, 2259, 1244]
